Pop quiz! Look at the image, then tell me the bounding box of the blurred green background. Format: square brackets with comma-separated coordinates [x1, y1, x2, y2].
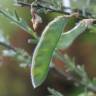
[0, 0, 96, 96]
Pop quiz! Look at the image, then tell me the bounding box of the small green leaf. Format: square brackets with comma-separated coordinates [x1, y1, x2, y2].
[31, 15, 69, 88]
[14, 10, 20, 21]
[48, 87, 64, 96]
[57, 19, 91, 49]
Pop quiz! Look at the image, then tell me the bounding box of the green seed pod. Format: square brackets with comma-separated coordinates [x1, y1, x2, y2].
[31, 15, 69, 88]
[57, 19, 95, 49]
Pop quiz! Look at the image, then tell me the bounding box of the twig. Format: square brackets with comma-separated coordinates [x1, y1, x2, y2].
[17, 1, 68, 14]
[16, 1, 93, 18]
[0, 9, 39, 40]
[0, 42, 16, 52]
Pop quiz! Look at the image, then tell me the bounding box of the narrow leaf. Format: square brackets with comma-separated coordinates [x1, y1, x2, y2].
[48, 87, 64, 96]
[14, 10, 20, 21]
[57, 19, 95, 49]
[31, 15, 69, 88]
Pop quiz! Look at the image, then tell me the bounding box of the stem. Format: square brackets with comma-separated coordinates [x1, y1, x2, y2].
[17, 1, 69, 14]
[0, 42, 16, 52]
[0, 9, 39, 41]
[16, 1, 93, 18]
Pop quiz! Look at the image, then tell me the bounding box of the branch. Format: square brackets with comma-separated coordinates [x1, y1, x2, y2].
[16, 1, 93, 18]
[0, 9, 39, 40]
[0, 41, 31, 66]
[17, 1, 68, 13]
[0, 42, 16, 52]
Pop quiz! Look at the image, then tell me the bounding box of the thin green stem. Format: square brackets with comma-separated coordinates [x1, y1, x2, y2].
[0, 9, 39, 41]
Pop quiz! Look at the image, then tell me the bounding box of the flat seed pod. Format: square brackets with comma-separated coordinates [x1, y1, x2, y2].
[57, 19, 94, 49]
[31, 15, 69, 88]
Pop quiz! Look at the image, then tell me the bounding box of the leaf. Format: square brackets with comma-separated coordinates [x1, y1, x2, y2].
[48, 87, 64, 96]
[31, 15, 69, 88]
[57, 19, 95, 49]
[14, 10, 20, 21]
[0, 9, 38, 40]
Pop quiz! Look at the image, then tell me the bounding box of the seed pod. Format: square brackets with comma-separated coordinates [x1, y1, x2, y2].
[31, 15, 69, 88]
[57, 19, 95, 49]
[31, 12, 95, 88]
